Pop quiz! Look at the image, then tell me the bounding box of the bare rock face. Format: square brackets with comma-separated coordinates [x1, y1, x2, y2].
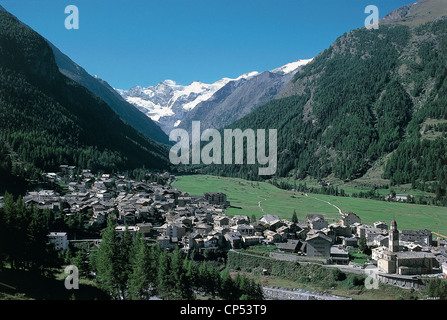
[117, 60, 312, 135]
[380, 0, 447, 27]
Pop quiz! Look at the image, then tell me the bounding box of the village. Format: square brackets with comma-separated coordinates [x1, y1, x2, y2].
[2, 164, 447, 291]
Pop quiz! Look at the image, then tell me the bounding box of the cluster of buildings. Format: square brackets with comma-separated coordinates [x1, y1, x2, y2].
[7, 165, 447, 283]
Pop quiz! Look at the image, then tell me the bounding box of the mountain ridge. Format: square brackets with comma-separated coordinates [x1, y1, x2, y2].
[0, 3, 170, 146]
[47, 41, 171, 145]
[0, 9, 170, 181]
[380, 0, 447, 27]
[197, 0, 447, 204]
[117, 59, 312, 134]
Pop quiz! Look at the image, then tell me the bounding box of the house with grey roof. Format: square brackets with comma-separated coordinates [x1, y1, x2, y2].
[330, 245, 350, 265]
[277, 239, 301, 253]
[399, 229, 432, 245]
[230, 224, 255, 236]
[305, 233, 332, 258]
[213, 215, 230, 228]
[225, 232, 242, 249]
[230, 215, 250, 226]
[340, 211, 361, 227]
[306, 214, 328, 230]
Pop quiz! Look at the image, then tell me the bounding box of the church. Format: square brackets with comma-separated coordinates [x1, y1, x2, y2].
[376, 220, 437, 275]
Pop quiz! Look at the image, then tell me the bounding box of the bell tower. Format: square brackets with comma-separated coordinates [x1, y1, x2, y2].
[389, 219, 399, 253]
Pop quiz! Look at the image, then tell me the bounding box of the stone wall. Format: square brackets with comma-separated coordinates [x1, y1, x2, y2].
[263, 286, 351, 300]
[377, 273, 426, 290]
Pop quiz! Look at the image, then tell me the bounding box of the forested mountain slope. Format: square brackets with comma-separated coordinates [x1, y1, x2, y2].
[0, 9, 169, 193]
[49, 43, 171, 145]
[201, 1, 447, 203]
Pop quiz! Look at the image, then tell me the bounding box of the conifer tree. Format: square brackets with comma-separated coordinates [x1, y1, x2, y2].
[156, 249, 172, 299]
[96, 215, 122, 299]
[220, 269, 235, 300]
[292, 210, 298, 224]
[128, 233, 152, 300]
[117, 225, 133, 298]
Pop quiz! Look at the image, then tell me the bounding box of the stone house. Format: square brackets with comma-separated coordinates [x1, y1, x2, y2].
[263, 230, 282, 243]
[204, 192, 228, 207]
[399, 229, 432, 246]
[340, 211, 361, 227]
[213, 215, 230, 228]
[166, 223, 186, 239]
[136, 222, 152, 237]
[121, 212, 136, 225]
[277, 239, 301, 253]
[156, 235, 177, 250]
[306, 214, 328, 230]
[231, 224, 255, 236]
[203, 235, 219, 248]
[242, 235, 262, 247]
[330, 245, 350, 265]
[230, 215, 250, 226]
[374, 221, 388, 231]
[373, 234, 389, 247]
[251, 221, 267, 233]
[330, 224, 352, 239]
[342, 236, 358, 248]
[305, 233, 332, 258]
[225, 232, 242, 249]
[115, 225, 140, 241]
[356, 225, 384, 243]
[260, 214, 284, 230]
[193, 223, 213, 235]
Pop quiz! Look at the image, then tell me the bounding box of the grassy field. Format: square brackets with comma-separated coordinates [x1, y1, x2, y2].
[174, 174, 447, 236]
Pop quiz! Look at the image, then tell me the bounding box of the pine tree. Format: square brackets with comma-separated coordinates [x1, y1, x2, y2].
[64, 246, 72, 265]
[156, 249, 172, 299]
[292, 210, 298, 224]
[27, 205, 51, 273]
[198, 261, 210, 295]
[117, 225, 133, 299]
[208, 266, 221, 298]
[220, 269, 235, 300]
[72, 249, 90, 277]
[232, 273, 243, 299]
[359, 235, 368, 253]
[96, 215, 122, 299]
[184, 258, 197, 296]
[180, 257, 194, 299]
[0, 203, 5, 270]
[170, 247, 193, 300]
[128, 233, 152, 300]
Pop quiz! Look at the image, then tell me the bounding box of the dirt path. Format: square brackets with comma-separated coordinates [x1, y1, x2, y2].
[304, 194, 343, 215]
[258, 196, 267, 212]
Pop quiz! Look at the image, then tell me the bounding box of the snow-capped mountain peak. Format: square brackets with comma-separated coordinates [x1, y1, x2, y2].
[116, 59, 312, 133]
[271, 59, 313, 75]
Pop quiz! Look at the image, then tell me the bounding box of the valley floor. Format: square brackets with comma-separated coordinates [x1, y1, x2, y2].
[173, 174, 447, 236]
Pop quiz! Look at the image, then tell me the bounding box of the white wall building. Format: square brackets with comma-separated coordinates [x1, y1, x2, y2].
[48, 232, 68, 252]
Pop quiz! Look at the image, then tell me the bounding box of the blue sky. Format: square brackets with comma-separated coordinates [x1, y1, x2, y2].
[1, 0, 416, 89]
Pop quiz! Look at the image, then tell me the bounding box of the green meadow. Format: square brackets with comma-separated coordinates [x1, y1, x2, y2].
[174, 174, 447, 236]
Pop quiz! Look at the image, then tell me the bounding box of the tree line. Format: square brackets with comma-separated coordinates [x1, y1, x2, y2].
[82, 216, 264, 300]
[185, 20, 447, 206]
[0, 10, 170, 184]
[0, 192, 60, 275]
